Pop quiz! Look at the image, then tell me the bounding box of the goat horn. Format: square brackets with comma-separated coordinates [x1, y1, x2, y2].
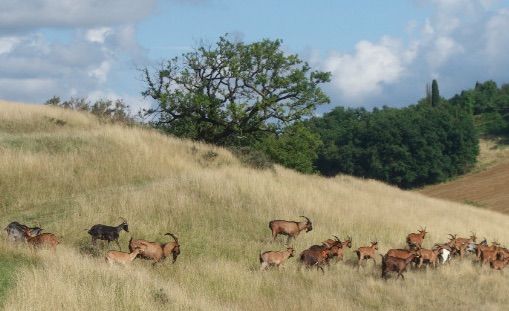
[165, 232, 179, 243]
[299, 216, 310, 222]
[119, 217, 127, 223]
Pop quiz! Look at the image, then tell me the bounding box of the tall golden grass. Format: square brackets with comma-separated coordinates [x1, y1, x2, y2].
[1, 100, 508, 310]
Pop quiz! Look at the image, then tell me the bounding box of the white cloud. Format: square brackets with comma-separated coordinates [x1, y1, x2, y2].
[88, 61, 111, 83]
[0, 37, 21, 55]
[427, 36, 464, 69]
[86, 27, 112, 44]
[322, 37, 417, 102]
[484, 8, 509, 61]
[0, 0, 156, 32]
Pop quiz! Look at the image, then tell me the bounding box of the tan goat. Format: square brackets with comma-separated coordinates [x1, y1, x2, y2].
[259, 247, 295, 270]
[23, 228, 59, 253]
[105, 248, 143, 266]
[129, 233, 180, 265]
[356, 241, 378, 267]
[268, 216, 312, 243]
[406, 227, 427, 249]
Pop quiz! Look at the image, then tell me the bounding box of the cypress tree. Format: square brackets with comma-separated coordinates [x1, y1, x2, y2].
[431, 79, 440, 107]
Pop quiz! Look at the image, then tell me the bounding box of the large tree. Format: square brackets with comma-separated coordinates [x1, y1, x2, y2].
[141, 35, 330, 145]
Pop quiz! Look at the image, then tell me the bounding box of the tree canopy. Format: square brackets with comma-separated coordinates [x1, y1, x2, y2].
[449, 80, 509, 137]
[141, 35, 330, 146]
[308, 103, 479, 188]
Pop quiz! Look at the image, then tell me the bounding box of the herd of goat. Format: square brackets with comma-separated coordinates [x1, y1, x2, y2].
[4, 215, 509, 279]
[4, 218, 180, 266]
[262, 216, 509, 279]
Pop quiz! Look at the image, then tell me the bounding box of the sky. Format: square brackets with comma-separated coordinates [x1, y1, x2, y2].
[0, 0, 508, 113]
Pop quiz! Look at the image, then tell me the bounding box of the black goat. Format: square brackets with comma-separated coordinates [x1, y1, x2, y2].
[5, 221, 43, 242]
[87, 218, 128, 250]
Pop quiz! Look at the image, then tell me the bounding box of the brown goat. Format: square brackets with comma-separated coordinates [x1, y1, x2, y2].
[269, 216, 312, 243]
[325, 236, 352, 262]
[259, 247, 295, 270]
[406, 227, 427, 249]
[381, 254, 419, 280]
[299, 245, 330, 272]
[129, 233, 180, 265]
[356, 241, 378, 267]
[385, 248, 418, 261]
[448, 233, 475, 258]
[474, 239, 490, 260]
[481, 248, 502, 266]
[490, 257, 509, 271]
[105, 248, 143, 266]
[416, 248, 439, 268]
[23, 228, 59, 252]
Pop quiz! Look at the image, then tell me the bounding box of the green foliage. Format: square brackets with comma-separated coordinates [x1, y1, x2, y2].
[140, 35, 330, 146]
[432, 79, 440, 107]
[449, 81, 509, 137]
[44, 96, 133, 124]
[309, 104, 479, 188]
[255, 123, 322, 173]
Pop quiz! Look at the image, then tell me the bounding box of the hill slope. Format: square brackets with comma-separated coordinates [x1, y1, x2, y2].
[1, 100, 509, 311]
[420, 140, 509, 214]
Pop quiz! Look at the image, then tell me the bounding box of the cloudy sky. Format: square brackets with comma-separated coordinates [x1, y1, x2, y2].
[1, 0, 508, 112]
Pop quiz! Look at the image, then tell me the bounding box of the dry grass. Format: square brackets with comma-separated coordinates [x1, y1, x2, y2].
[1, 100, 509, 310]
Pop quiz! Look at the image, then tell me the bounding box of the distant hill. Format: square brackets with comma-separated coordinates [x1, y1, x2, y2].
[1, 100, 508, 310]
[420, 139, 509, 214]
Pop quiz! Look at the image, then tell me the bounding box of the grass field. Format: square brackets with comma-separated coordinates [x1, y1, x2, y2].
[420, 139, 509, 214]
[1, 100, 509, 310]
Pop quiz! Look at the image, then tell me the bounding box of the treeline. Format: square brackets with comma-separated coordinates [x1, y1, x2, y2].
[449, 81, 509, 137]
[306, 104, 478, 188]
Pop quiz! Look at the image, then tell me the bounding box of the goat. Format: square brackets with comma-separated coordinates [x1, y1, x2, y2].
[259, 247, 295, 270]
[385, 249, 418, 263]
[87, 217, 128, 250]
[432, 244, 452, 264]
[449, 233, 475, 258]
[325, 235, 352, 262]
[268, 216, 312, 243]
[129, 233, 180, 265]
[474, 239, 489, 260]
[5, 221, 43, 242]
[299, 244, 332, 272]
[22, 228, 59, 252]
[481, 248, 502, 266]
[105, 248, 143, 266]
[356, 241, 378, 267]
[380, 254, 419, 280]
[406, 227, 427, 249]
[490, 257, 509, 271]
[415, 247, 439, 268]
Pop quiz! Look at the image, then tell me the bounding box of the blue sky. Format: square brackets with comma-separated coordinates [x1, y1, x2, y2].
[0, 0, 508, 113]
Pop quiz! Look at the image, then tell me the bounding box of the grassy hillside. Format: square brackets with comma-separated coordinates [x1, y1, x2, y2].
[420, 140, 509, 214]
[1, 100, 509, 311]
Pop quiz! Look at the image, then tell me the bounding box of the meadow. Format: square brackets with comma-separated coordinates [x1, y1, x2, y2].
[0, 100, 508, 310]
